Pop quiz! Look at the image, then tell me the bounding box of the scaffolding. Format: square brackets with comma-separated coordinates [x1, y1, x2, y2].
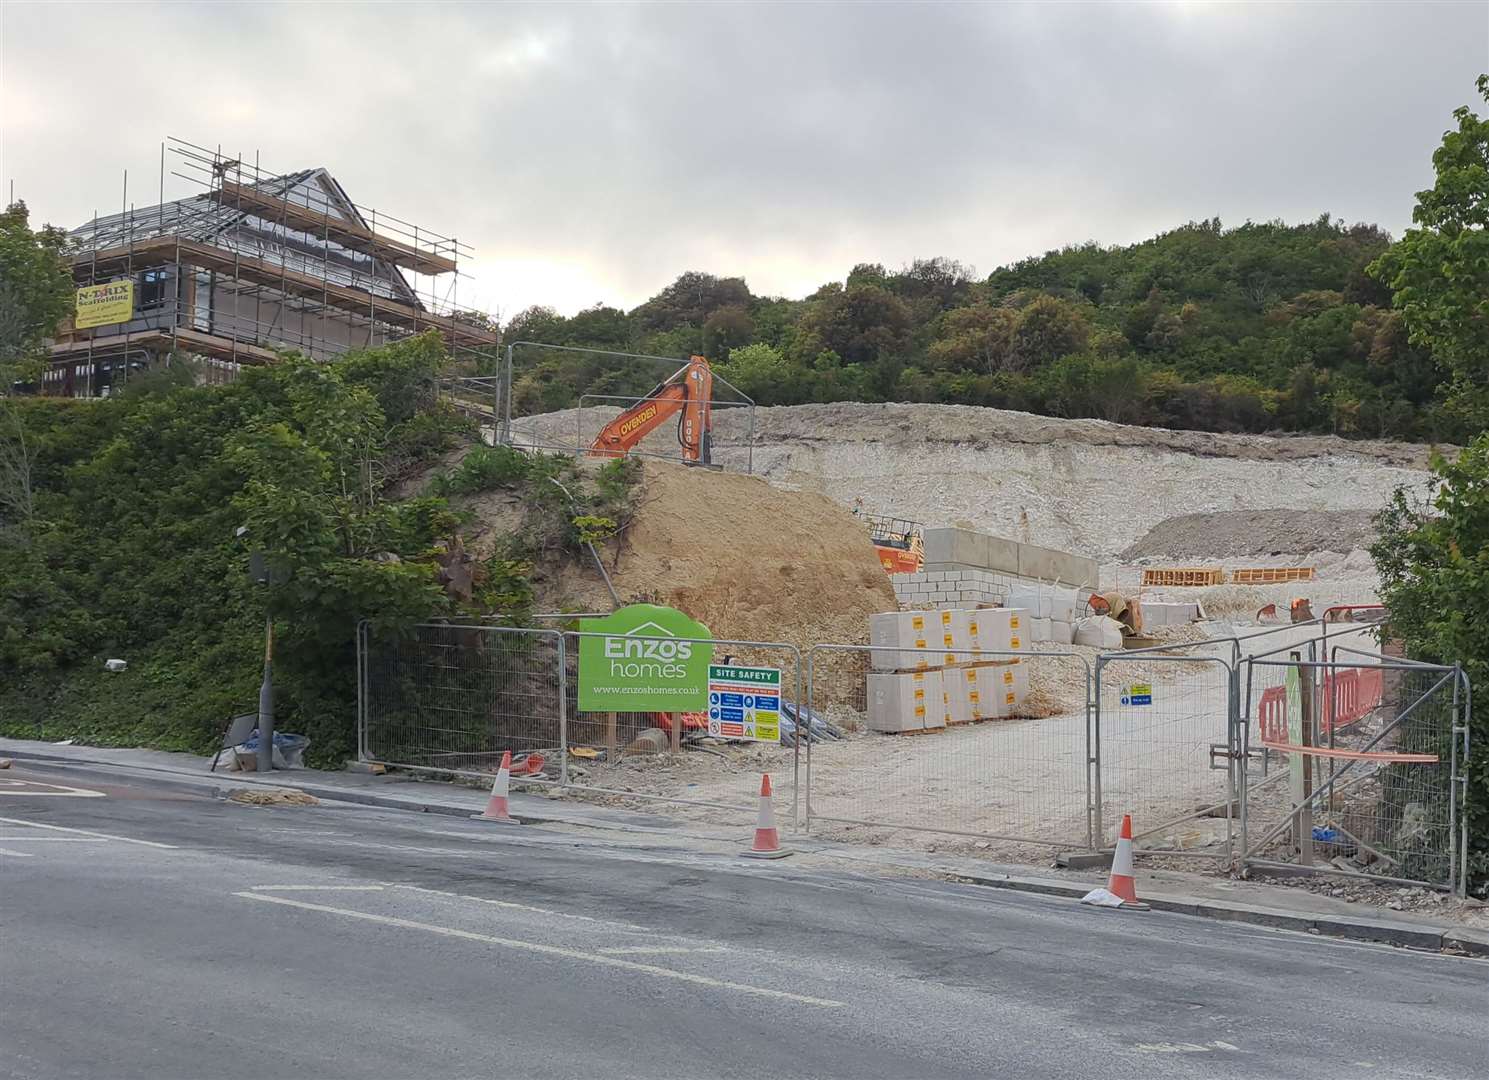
[46, 137, 498, 396]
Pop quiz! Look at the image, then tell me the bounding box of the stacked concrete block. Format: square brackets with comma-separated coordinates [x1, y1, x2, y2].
[866, 669, 947, 733]
[893, 526, 1099, 631]
[941, 658, 1030, 721]
[890, 568, 1020, 611]
[921, 528, 1099, 591]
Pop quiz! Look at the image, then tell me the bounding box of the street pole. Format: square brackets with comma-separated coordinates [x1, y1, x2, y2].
[257, 614, 274, 774]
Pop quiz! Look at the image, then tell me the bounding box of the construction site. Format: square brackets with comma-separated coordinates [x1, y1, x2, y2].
[28, 149, 1468, 897]
[365, 348, 1469, 897]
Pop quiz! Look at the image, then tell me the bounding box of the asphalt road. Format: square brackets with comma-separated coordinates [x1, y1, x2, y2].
[1, 762, 1484, 1080]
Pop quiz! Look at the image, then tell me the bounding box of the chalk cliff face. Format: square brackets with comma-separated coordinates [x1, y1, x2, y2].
[511, 401, 1436, 561]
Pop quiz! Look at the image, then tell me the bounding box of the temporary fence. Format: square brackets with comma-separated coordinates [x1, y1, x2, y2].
[357, 620, 564, 782]
[1094, 653, 1236, 858]
[1237, 646, 1468, 894]
[357, 620, 800, 816]
[803, 646, 1095, 849]
[356, 617, 1471, 894]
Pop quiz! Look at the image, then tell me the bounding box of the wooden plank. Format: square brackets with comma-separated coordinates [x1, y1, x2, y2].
[49, 328, 280, 367]
[211, 180, 459, 275]
[1141, 567, 1225, 587]
[1231, 567, 1315, 584]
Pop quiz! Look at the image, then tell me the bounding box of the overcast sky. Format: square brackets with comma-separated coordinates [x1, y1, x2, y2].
[2, 2, 1485, 319]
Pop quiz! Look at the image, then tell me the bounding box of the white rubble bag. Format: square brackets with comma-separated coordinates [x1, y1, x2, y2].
[1007, 583, 1052, 619]
[1073, 616, 1125, 650]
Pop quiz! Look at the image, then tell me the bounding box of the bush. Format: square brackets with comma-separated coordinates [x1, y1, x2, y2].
[432, 445, 533, 495]
[1371, 434, 1489, 892]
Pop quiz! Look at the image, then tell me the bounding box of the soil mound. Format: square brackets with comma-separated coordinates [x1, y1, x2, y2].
[550, 459, 897, 649]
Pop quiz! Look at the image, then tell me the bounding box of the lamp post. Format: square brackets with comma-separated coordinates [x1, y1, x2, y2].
[242, 527, 287, 774]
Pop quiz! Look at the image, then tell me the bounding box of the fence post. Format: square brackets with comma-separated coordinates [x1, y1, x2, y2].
[1226, 662, 1239, 866]
[1238, 658, 1252, 867]
[791, 647, 803, 831]
[1296, 652, 1316, 866]
[802, 649, 814, 834]
[557, 630, 569, 786]
[1083, 661, 1095, 851]
[1092, 654, 1105, 849]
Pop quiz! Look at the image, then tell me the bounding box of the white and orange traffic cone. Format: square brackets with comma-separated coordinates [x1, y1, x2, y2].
[1106, 813, 1147, 907]
[741, 773, 791, 859]
[473, 750, 518, 824]
[1081, 813, 1149, 909]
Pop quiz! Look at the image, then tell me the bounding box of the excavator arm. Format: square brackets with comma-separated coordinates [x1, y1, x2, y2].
[589, 355, 714, 464]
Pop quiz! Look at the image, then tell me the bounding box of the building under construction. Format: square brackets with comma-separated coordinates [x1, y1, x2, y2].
[45, 138, 498, 395]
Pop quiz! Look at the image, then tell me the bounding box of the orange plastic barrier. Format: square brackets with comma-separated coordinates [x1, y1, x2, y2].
[1258, 667, 1409, 759]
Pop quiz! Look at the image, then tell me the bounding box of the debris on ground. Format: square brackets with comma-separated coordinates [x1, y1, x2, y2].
[228, 787, 320, 807]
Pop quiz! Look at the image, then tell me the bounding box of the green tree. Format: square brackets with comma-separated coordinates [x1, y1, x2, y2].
[1372, 435, 1489, 890]
[0, 201, 72, 374]
[927, 305, 1019, 373]
[1370, 75, 1489, 429]
[632, 271, 752, 334]
[717, 342, 796, 404]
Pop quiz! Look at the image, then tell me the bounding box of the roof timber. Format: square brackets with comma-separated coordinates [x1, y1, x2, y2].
[209, 179, 459, 276]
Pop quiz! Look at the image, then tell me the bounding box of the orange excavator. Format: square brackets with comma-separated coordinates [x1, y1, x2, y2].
[589, 354, 714, 465]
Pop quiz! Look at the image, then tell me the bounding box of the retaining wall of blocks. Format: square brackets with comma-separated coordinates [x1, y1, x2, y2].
[892, 567, 1096, 613]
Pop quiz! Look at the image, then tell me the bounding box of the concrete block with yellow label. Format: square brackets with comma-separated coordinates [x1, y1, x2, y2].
[945, 661, 1027, 720]
[995, 658, 1030, 716]
[867, 669, 946, 733]
[869, 610, 940, 671]
[945, 666, 989, 723]
[972, 608, 1027, 654]
[935, 609, 988, 657]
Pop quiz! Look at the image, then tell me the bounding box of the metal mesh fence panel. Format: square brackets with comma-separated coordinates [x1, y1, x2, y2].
[1095, 655, 1234, 856]
[805, 646, 1094, 850]
[358, 622, 563, 779]
[1240, 653, 1462, 891]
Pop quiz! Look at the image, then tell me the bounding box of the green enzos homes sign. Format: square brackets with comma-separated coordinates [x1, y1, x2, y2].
[578, 604, 713, 712]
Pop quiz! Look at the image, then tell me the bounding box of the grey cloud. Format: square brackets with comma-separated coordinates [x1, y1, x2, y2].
[2, 1, 1484, 316]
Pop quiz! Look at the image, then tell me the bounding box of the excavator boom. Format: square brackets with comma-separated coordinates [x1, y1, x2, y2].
[589, 355, 714, 464]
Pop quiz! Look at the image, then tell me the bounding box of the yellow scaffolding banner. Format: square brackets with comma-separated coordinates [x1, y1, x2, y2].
[75, 281, 134, 329]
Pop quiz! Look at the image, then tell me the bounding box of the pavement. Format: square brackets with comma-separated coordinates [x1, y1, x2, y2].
[2, 748, 1488, 1079]
[3, 736, 1486, 956]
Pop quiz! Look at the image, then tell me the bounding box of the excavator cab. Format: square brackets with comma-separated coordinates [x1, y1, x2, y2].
[589, 355, 715, 466]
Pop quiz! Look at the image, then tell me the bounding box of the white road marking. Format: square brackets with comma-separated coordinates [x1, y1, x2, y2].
[234, 891, 844, 1009]
[0, 816, 176, 849]
[0, 836, 108, 842]
[390, 883, 652, 931]
[1133, 1041, 1240, 1054]
[0, 847, 36, 857]
[0, 779, 106, 798]
[599, 946, 730, 956]
[250, 885, 386, 892]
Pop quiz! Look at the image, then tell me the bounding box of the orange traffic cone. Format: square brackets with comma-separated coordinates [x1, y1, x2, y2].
[1107, 813, 1149, 908]
[473, 750, 517, 823]
[741, 773, 791, 859]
